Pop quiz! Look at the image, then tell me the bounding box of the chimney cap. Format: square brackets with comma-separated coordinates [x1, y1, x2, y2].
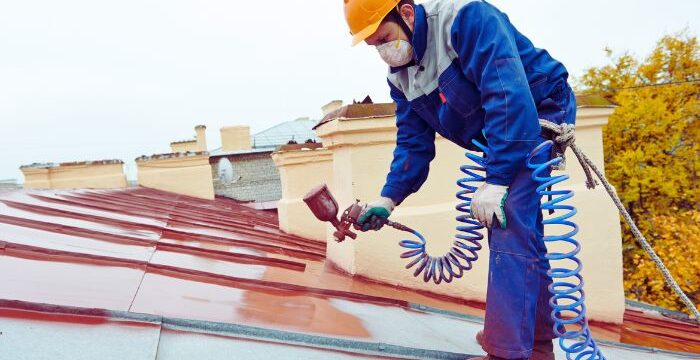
[19, 162, 58, 169]
[136, 151, 209, 162]
[170, 139, 196, 145]
[195, 124, 207, 130]
[313, 102, 397, 130]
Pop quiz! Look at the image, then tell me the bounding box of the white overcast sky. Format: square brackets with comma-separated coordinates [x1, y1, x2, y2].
[0, 0, 697, 181]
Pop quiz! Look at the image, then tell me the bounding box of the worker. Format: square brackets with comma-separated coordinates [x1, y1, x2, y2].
[345, 1, 577, 359]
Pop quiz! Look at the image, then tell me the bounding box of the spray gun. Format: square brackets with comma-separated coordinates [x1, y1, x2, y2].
[303, 184, 413, 242]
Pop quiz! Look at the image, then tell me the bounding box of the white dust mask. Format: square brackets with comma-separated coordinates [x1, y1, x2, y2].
[376, 39, 414, 67]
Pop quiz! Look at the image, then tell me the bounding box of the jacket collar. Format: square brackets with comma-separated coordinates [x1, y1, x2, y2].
[411, 4, 428, 65]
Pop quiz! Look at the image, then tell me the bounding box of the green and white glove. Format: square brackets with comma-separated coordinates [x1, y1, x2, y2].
[355, 197, 395, 232]
[471, 183, 509, 229]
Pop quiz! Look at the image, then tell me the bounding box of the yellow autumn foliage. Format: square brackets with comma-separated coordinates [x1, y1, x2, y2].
[627, 211, 700, 310]
[578, 31, 700, 312]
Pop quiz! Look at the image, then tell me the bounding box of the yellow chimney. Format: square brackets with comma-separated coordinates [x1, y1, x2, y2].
[195, 125, 207, 152]
[220, 126, 252, 151]
[20, 165, 52, 189]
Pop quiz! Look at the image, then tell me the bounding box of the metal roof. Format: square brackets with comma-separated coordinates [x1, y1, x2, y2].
[251, 118, 319, 148]
[208, 118, 319, 157]
[208, 147, 275, 158]
[0, 187, 698, 359]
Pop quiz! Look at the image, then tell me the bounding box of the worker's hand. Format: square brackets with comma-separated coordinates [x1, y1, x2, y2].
[355, 197, 395, 232]
[471, 183, 509, 229]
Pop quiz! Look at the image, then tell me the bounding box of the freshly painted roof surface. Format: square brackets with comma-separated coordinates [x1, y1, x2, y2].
[0, 187, 698, 359]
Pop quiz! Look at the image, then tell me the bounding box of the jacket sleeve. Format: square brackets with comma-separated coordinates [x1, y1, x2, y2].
[450, 2, 540, 186]
[380, 80, 436, 205]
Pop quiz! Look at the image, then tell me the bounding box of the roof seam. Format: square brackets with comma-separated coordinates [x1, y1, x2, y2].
[128, 192, 179, 312]
[151, 319, 165, 360]
[162, 318, 470, 360]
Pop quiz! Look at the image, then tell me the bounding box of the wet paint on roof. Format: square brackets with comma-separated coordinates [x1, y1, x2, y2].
[0, 187, 698, 359]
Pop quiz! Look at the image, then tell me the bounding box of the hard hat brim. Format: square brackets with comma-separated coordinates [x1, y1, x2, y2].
[351, 19, 382, 46]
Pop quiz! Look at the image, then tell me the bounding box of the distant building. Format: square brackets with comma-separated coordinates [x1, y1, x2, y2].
[19, 160, 127, 189]
[209, 116, 322, 205]
[133, 124, 215, 199]
[125, 103, 341, 203]
[0, 179, 21, 191]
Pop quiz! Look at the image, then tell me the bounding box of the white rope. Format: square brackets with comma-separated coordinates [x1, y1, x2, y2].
[540, 119, 700, 323]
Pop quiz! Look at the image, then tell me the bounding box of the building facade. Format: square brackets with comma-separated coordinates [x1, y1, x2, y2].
[209, 116, 322, 204]
[210, 150, 281, 203]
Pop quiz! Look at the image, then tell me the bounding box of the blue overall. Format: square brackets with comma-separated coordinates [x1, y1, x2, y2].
[379, 1, 577, 358]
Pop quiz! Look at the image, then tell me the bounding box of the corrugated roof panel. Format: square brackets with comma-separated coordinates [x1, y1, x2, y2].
[0, 254, 145, 310]
[0, 222, 153, 261]
[0, 198, 162, 241]
[1, 191, 166, 227]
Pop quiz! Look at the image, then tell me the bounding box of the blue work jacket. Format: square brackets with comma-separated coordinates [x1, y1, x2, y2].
[381, 0, 575, 205]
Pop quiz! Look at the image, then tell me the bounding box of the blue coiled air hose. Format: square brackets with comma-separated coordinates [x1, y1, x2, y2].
[397, 139, 487, 284]
[527, 140, 605, 360]
[394, 138, 605, 359]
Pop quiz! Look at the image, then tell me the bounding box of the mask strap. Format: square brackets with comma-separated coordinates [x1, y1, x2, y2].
[394, 23, 402, 48]
[389, 5, 413, 42]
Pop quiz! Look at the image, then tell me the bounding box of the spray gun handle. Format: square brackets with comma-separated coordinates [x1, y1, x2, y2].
[333, 201, 364, 242]
[333, 228, 357, 242]
[332, 200, 366, 242]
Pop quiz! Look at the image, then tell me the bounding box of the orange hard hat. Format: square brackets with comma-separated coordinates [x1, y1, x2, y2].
[344, 0, 401, 46]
